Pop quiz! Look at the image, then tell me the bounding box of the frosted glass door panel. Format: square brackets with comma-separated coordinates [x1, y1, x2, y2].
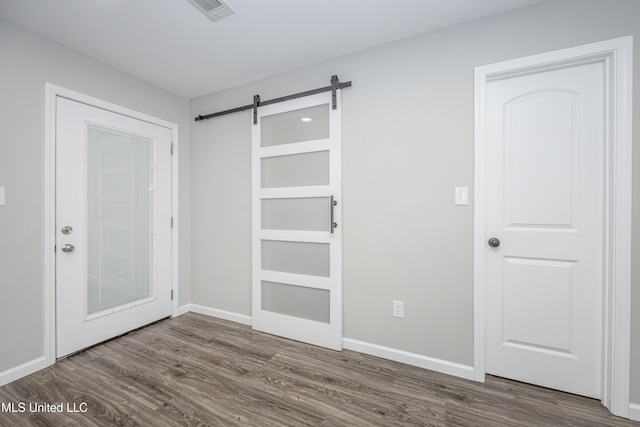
[262, 240, 330, 277]
[262, 281, 330, 323]
[87, 124, 153, 315]
[261, 151, 329, 188]
[262, 197, 330, 231]
[261, 104, 329, 147]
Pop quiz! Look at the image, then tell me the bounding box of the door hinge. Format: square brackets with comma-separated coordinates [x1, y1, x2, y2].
[171, 289, 174, 300]
[171, 217, 174, 228]
[171, 143, 175, 155]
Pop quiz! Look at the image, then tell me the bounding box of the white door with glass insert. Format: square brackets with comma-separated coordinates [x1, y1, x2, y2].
[252, 92, 342, 350]
[56, 97, 172, 358]
[483, 60, 604, 398]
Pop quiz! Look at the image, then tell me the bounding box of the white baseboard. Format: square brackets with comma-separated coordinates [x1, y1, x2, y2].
[343, 338, 475, 381]
[188, 304, 252, 326]
[175, 304, 191, 316]
[185, 305, 475, 381]
[0, 356, 51, 387]
[629, 403, 640, 422]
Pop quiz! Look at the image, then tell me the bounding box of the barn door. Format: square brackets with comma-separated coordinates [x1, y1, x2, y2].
[251, 92, 342, 350]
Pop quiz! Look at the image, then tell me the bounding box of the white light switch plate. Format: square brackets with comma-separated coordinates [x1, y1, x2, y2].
[0, 187, 5, 206]
[392, 300, 404, 318]
[455, 187, 468, 206]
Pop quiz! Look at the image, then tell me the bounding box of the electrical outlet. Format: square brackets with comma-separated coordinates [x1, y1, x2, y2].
[393, 300, 404, 318]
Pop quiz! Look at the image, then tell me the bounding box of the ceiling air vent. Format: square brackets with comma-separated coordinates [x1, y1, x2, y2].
[186, 0, 235, 23]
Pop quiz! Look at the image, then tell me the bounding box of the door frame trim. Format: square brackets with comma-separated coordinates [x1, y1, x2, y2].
[473, 36, 633, 417]
[43, 83, 180, 366]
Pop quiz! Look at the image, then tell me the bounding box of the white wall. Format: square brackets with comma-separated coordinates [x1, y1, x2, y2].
[190, 0, 640, 404]
[0, 19, 191, 374]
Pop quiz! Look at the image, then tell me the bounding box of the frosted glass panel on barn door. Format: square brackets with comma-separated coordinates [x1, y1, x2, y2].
[252, 92, 342, 350]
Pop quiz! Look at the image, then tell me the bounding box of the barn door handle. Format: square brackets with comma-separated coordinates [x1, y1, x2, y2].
[330, 196, 337, 233]
[488, 238, 500, 248]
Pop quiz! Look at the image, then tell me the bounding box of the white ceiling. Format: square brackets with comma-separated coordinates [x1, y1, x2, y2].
[0, 0, 541, 98]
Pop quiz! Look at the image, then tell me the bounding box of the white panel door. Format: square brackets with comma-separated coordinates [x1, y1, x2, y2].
[56, 97, 172, 358]
[252, 92, 342, 350]
[484, 61, 604, 398]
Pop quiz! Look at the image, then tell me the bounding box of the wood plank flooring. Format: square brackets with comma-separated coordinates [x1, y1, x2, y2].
[0, 313, 638, 426]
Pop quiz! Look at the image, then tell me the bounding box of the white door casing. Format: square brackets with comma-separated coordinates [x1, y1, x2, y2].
[47, 91, 177, 363]
[474, 37, 633, 416]
[251, 91, 343, 350]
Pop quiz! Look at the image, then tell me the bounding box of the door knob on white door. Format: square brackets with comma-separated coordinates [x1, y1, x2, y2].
[61, 244, 75, 253]
[488, 238, 500, 248]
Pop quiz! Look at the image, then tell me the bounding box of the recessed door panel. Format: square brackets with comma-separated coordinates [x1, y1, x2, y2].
[504, 91, 578, 228]
[503, 257, 575, 354]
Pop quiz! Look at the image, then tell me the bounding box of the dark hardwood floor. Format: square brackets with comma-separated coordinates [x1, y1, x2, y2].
[0, 312, 638, 426]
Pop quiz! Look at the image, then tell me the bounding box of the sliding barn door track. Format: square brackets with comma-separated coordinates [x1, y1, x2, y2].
[194, 75, 352, 125]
